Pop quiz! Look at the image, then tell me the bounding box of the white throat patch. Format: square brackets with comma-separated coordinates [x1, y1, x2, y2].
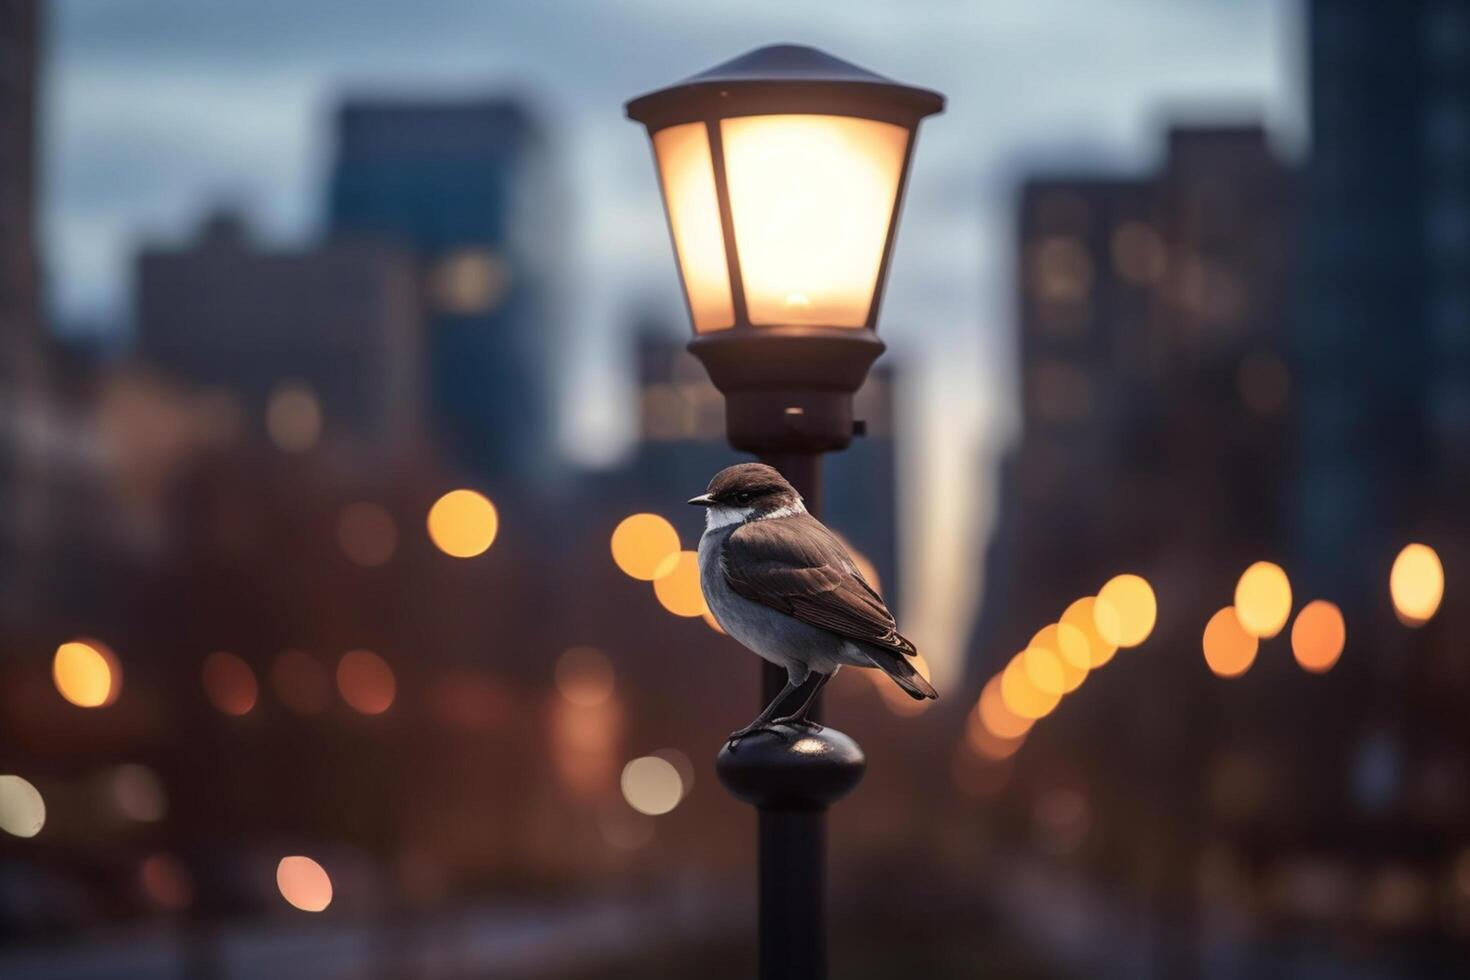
[705, 505, 753, 531]
[703, 498, 806, 531]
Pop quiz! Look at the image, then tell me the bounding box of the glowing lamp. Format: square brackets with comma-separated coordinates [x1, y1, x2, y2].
[626, 45, 943, 452]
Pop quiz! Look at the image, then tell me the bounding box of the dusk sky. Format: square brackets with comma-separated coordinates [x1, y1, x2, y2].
[41, 0, 1303, 675]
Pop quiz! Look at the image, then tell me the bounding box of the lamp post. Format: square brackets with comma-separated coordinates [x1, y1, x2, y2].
[626, 44, 943, 979]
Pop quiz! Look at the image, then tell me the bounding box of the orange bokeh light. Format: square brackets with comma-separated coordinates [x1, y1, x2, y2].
[1062, 596, 1119, 667]
[201, 651, 258, 716]
[652, 551, 706, 617]
[276, 855, 332, 912]
[1203, 606, 1258, 679]
[1292, 600, 1345, 674]
[53, 638, 122, 708]
[336, 650, 396, 715]
[610, 513, 681, 581]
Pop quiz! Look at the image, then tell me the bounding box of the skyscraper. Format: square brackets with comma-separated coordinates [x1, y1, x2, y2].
[0, 0, 43, 621]
[1298, 0, 1470, 601]
[972, 124, 1298, 677]
[328, 98, 559, 484]
[136, 212, 423, 451]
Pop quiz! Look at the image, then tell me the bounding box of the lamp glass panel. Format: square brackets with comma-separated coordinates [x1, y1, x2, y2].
[721, 114, 909, 327]
[653, 122, 735, 332]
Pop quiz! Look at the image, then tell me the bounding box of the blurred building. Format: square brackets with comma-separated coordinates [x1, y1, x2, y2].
[0, 0, 44, 621]
[1298, 0, 1470, 600]
[974, 123, 1298, 675]
[136, 212, 423, 453]
[327, 98, 560, 485]
[624, 312, 901, 602]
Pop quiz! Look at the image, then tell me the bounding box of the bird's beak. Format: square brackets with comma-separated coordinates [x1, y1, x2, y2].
[687, 493, 715, 507]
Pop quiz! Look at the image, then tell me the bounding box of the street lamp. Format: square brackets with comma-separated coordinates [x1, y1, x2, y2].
[627, 44, 943, 980]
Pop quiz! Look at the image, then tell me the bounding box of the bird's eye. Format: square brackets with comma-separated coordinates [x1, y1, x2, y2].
[735, 492, 752, 505]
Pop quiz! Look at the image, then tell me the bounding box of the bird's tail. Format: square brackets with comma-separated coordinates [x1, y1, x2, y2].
[866, 647, 938, 701]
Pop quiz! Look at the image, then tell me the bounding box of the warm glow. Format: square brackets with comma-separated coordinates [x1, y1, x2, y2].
[336, 650, 396, 715]
[966, 707, 1025, 761]
[1202, 606, 1258, 679]
[271, 650, 331, 715]
[1390, 543, 1444, 625]
[1292, 600, 1346, 673]
[265, 382, 321, 453]
[621, 755, 684, 815]
[337, 502, 398, 568]
[1030, 623, 1090, 693]
[0, 775, 45, 838]
[1096, 575, 1156, 648]
[554, 646, 615, 707]
[722, 114, 908, 327]
[276, 856, 332, 912]
[610, 513, 681, 581]
[427, 489, 499, 558]
[201, 652, 258, 716]
[653, 122, 735, 331]
[1063, 597, 1119, 667]
[702, 608, 726, 634]
[1001, 653, 1061, 720]
[1234, 561, 1293, 638]
[53, 639, 121, 708]
[1021, 645, 1065, 696]
[652, 551, 706, 617]
[977, 675, 1034, 739]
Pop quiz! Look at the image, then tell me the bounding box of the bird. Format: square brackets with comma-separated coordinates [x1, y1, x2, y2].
[690, 462, 937, 743]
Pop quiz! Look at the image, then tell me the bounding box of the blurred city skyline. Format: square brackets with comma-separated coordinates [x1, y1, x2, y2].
[40, 0, 1302, 673]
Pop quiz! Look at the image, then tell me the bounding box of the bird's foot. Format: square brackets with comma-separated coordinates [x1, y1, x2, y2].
[768, 716, 823, 732]
[725, 722, 788, 749]
[725, 718, 823, 749]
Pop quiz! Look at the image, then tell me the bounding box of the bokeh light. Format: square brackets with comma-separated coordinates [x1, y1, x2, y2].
[1001, 652, 1061, 720]
[0, 775, 45, 838]
[140, 853, 194, 911]
[1390, 543, 1444, 626]
[1096, 574, 1156, 648]
[621, 755, 684, 815]
[336, 502, 398, 567]
[1234, 561, 1293, 638]
[977, 674, 1034, 740]
[702, 608, 726, 634]
[201, 651, 258, 716]
[265, 381, 322, 453]
[652, 551, 706, 617]
[1203, 606, 1258, 678]
[110, 764, 166, 823]
[276, 855, 333, 912]
[966, 706, 1025, 760]
[271, 650, 332, 715]
[336, 650, 396, 715]
[426, 489, 499, 558]
[1292, 600, 1346, 673]
[610, 513, 681, 580]
[53, 638, 122, 708]
[1021, 645, 1065, 696]
[1031, 623, 1090, 692]
[1063, 596, 1119, 667]
[554, 646, 615, 707]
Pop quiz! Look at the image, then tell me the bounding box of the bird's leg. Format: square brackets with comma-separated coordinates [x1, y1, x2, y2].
[770, 672, 831, 730]
[726, 678, 799, 745]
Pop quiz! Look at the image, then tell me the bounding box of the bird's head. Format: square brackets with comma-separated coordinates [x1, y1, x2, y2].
[688, 463, 803, 527]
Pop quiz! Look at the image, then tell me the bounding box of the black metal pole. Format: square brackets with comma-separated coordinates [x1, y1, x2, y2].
[714, 450, 863, 980]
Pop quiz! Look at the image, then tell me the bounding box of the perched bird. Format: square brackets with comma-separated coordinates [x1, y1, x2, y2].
[690, 463, 937, 742]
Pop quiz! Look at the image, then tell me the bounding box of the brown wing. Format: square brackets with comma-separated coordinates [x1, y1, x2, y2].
[722, 514, 918, 657]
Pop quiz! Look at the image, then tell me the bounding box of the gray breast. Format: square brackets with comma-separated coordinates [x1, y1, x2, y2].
[697, 523, 853, 675]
